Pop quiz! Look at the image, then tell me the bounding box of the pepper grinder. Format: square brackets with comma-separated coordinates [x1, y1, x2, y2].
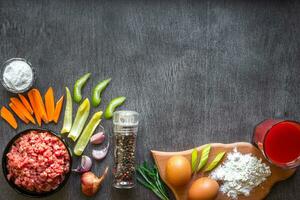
[112, 110, 139, 189]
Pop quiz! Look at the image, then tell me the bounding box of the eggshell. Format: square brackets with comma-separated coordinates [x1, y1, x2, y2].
[165, 155, 192, 187]
[188, 177, 219, 200]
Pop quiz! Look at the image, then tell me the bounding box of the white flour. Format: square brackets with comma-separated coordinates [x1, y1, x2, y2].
[210, 148, 271, 199]
[3, 60, 33, 91]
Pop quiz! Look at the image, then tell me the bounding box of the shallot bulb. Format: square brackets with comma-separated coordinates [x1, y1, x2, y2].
[72, 155, 92, 173]
[81, 166, 109, 196]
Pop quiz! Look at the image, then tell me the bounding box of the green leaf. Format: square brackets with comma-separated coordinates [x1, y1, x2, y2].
[204, 152, 226, 172]
[191, 148, 198, 172]
[197, 144, 211, 172]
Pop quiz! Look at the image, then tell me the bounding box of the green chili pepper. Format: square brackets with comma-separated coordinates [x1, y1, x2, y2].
[73, 73, 91, 103]
[91, 78, 111, 107]
[197, 144, 211, 172]
[61, 87, 73, 134]
[74, 111, 103, 156]
[191, 148, 198, 173]
[68, 98, 90, 141]
[104, 96, 126, 119]
[204, 152, 226, 172]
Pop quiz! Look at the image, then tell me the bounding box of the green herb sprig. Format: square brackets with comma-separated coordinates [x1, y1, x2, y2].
[137, 162, 169, 200]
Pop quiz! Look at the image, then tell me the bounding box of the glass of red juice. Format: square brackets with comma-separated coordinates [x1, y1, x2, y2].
[253, 119, 300, 168]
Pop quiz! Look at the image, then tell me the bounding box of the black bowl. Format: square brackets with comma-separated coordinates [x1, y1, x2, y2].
[2, 128, 72, 198]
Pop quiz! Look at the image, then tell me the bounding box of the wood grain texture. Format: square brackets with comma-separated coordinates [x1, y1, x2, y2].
[152, 142, 296, 200]
[0, 0, 299, 200]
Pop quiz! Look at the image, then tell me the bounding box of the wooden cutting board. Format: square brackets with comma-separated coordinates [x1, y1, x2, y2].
[151, 142, 296, 200]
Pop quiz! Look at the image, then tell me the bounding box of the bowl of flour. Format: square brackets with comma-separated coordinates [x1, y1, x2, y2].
[1, 58, 35, 93]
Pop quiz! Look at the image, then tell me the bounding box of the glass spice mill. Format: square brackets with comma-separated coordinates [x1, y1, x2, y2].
[112, 110, 139, 189]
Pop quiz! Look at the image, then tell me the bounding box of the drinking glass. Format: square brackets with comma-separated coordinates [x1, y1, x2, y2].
[253, 119, 300, 168]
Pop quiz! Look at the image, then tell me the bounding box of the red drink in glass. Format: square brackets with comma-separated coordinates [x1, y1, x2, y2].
[253, 119, 300, 168]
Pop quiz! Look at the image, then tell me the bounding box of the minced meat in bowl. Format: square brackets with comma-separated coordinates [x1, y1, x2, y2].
[2, 129, 72, 197]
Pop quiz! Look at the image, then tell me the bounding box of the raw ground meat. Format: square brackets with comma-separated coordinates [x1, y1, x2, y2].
[6, 130, 70, 193]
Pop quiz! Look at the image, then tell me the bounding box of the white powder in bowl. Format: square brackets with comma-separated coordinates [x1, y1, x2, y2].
[3, 60, 34, 91]
[210, 148, 271, 199]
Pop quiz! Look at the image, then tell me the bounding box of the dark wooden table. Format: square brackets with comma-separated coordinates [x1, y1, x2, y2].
[0, 0, 299, 200]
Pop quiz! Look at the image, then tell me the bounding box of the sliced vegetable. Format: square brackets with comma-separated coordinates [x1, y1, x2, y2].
[191, 148, 198, 173]
[45, 87, 55, 122]
[73, 111, 103, 156]
[18, 94, 33, 115]
[92, 141, 109, 160]
[73, 73, 91, 103]
[31, 89, 48, 123]
[53, 96, 64, 123]
[72, 155, 92, 173]
[10, 97, 36, 124]
[90, 132, 105, 144]
[68, 98, 90, 141]
[91, 78, 111, 107]
[27, 90, 42, 126]
[204, 152, 226, 172]
[9, 103, 29, 124]
[197, 144, 211, 172]
[61, 87, 73, 134]
[104, 96, 126, 119]
[1, 106, 18, 129]
[137, 162, 169, 200]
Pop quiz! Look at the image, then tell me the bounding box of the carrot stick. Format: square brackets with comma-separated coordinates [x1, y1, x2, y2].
[45, 87, 55, 122]
[18, 94, 34, 115]
[28, 90, 42, 126]
[53, 96, 64, 123]
[31, 89, 49, 124]
[9, 103, 29, 124]
[1, 106, 18, 129]
[10, 97, 36, 124]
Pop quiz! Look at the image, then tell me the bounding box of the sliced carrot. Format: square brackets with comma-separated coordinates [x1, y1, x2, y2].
[18, 94, 34, 115]
[31, 89, 49, 123]
[1, 106, 18, 129]
[53, 95, 64, 123]
[28, 90, 42, 126]
[9, 103, 29, 124]
[10, 97, 36, 124]
[45, 87, 55, 122]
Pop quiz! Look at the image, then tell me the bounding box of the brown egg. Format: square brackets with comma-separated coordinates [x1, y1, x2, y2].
[188, 177, 219, 200]
[165, 155, 192, 187]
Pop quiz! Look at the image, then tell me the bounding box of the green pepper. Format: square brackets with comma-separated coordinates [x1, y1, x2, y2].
[73, 73, 91, 103]
[104, 96, 126, 119]
[204, 152, 226, 172]
[91, 78, 111, 107]
[197, 144, 211, 172]
[61, 87, 73, 134]
[68, 98, 90, 141]
[73, 111, 103, 156]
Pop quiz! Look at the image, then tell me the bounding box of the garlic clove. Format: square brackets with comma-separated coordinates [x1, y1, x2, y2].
[92, 141, 109, 160]
[90, 132, 105, 144]
[72, 155, 92, 173]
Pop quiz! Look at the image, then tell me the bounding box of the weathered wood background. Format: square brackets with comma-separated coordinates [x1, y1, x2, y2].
[0, 0, 299, 200]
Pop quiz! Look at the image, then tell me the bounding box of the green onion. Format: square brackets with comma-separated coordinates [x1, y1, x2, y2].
[204, 152, 226, 172]
[197, 144, 211, 172]
[137, 162, 169, 200]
